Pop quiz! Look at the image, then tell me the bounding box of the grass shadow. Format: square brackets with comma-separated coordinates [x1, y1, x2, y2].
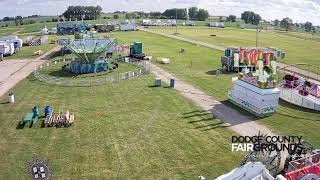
[206, 70, 237, 76]
[276, 100, 320, 121]
[48, 70, 77, 78]
[16, 122, 25, 129]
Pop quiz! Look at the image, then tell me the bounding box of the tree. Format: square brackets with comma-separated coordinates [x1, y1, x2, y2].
[188, 7, 198, 20]
[280, 17, 292, 31]
[162, 8, 187, 20]
[252, 14, 261, 25]
[241, 11, 261, 25]
[125, 13, 136, 19]
[113, 14, 119, 19]
[62, 6, 102, 20]
[305, 22, 313, 32]
[15, 16, 23, 25]
[149, 12, 161, 19]
[241, 11, 251, 24]
[3, 17, 14, 21]
[274, 19, 279, 26]
[196, 9, 209, 21]
[226, 15, 236, 22]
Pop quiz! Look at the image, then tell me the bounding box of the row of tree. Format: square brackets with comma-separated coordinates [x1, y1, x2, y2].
[273, 17, 316, 32]
[119, 7, 209, 21]
[187, 7, 209, 21]
[62, 6, 102, 20]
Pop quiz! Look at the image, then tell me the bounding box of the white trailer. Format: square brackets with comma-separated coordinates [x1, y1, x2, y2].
[120, 23, 136, 31]
[0, 36, 23, 49]
[0, 42, 15, 56]
[208, 22, 225, 28]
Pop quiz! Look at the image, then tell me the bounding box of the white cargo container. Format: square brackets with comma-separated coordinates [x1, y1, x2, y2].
[119, 23, 136, 31]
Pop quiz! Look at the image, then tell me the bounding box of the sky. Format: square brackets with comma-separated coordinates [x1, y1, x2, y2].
[0, 0, 319, 25]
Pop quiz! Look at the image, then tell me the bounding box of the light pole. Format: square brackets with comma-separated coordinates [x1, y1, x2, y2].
[256, 23, 259, 47]
[175, 9, 178, 34]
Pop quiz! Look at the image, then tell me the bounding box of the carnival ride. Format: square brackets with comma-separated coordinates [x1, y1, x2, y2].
[221, 47, 285, 72]
[227, 47, 280, 116]
[214, 140, 320, 180]
[61, 37, 118, 74]
[34, 34, 150, 86]
[277, 64, 320, 111]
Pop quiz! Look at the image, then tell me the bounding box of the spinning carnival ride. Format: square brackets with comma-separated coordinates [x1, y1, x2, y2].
[61, 37, 118, 74]
[277, 64, 320, 111]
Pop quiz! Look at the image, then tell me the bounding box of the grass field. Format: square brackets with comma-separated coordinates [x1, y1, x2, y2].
[0, 27, 319, 179]
[147, 26, 320, 66]
[0, 71, 243, 179]
[114, 30, 320, 147]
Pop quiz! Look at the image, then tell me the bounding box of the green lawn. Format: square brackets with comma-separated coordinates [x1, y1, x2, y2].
[0, 72, 242, 179]
[147, 26, 320, 66]
[114, 30, 320, 147]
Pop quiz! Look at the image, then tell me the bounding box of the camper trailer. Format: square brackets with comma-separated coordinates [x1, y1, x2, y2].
[0, 36, 23, 49]
[185, 20, 196, 26]
[208, 22, 225, 28]
[0, 42, 15, 56]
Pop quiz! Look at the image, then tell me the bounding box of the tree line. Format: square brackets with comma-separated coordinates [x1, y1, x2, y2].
[113, 7, 209, 21]
[62, 6, 102, 20]
[272, 17, 316, 32]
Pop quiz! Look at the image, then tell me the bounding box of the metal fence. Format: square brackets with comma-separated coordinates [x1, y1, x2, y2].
[33, 58, 150, 87]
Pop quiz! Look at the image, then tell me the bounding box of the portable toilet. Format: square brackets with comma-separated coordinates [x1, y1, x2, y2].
[133, 42, 142, 55]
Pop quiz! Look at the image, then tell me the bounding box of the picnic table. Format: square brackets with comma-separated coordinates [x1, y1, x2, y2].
[20, 112, 34, 125]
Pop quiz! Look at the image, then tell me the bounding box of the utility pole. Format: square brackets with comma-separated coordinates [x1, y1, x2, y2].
[256, 24, 259, 47]
[175, 8, 178, 34]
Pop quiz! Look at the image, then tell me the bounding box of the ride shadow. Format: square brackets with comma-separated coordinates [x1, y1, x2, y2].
[206, 69, 236, 76]
[183, 109, 228, 131]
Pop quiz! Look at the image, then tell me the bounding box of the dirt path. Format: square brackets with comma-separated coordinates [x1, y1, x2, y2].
[0, 46, 60, 98]
[150, 63, 276, 137]
[139, 27, 319, 80]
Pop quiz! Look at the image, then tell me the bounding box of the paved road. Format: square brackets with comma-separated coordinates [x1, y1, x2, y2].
[0, 46, 59, 98]
[139, 27, 319, 81]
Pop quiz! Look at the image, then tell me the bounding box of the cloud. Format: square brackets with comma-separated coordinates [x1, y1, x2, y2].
[0, 0, 319, 25]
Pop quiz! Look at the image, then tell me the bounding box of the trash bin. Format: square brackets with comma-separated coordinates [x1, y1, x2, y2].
[44, 105, 52, 117]
[170, 79, 175, 88]
[33, 106, 39, 117]
[154, 78, 161, 87]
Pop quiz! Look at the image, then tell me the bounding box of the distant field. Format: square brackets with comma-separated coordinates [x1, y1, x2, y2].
[114, 30, 320, 147]
[147, 26, 320, 66]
